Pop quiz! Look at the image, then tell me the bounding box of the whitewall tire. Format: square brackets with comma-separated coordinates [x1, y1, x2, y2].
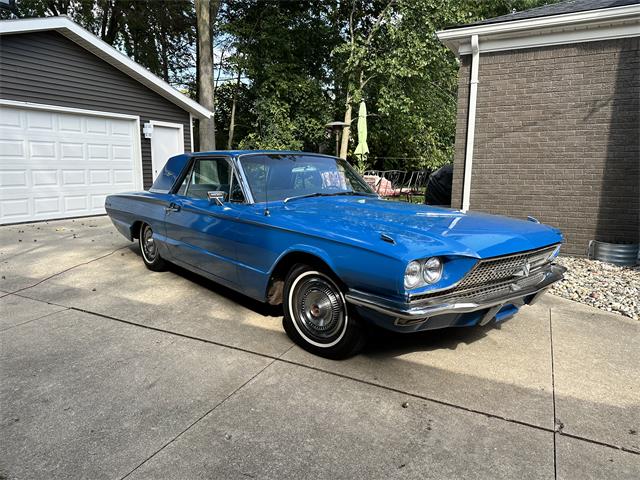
[282, 264, 365, 359]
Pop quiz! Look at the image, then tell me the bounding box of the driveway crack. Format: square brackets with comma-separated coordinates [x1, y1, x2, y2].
[119, 346, 293, 479]
[0, 245, 129, 298]
[9, 294, 639, 457]
[0, 306, 69, 333]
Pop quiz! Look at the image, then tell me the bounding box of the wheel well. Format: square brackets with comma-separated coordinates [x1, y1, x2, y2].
[131, 221, 143, 240]
[266, 252, 338, 306]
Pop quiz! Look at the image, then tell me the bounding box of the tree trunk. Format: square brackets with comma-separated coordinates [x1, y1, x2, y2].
[227, 68, 242, 150]
[195, 0, 216, 151]
[158, 25, 170, 83]
[100, 2, 109, 38]
[339, 100, 352, 159]
[102, 1, 121, 46]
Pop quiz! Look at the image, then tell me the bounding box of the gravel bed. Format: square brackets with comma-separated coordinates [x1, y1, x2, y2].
[550, 256, 639, 320]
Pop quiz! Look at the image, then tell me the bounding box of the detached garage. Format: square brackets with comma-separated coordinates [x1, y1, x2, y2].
[0, 16, 211, 224]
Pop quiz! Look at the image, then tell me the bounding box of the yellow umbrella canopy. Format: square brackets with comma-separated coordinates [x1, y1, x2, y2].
[354, 100, 369, 157]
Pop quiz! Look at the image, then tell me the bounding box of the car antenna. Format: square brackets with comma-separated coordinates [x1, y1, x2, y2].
[263, 154, 270, 216]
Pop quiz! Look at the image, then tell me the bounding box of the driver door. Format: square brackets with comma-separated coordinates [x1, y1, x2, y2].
[163, 156, 245, 285]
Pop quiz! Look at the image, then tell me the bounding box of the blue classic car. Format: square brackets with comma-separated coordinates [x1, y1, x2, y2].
[105, 151, 565, 358]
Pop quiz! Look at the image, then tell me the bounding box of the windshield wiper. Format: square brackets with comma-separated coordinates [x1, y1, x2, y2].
[283, 191, 377, 203]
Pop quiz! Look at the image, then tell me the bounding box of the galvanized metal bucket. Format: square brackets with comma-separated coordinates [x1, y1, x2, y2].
[587, 241, 639, 266]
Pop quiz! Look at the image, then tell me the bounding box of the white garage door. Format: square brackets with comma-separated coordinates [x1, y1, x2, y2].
[0, 104, 142, 224]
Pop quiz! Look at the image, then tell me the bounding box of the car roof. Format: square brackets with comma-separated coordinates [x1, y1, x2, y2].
[188, 150, 337, 158]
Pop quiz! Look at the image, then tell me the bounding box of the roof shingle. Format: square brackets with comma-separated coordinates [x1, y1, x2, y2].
[448, 0, 639, 29]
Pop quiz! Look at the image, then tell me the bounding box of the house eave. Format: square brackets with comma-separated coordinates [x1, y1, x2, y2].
[0, 16, 212, 119]
[436, 4, 640, 56]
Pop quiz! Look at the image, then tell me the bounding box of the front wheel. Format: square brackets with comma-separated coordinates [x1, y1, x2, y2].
[283, 264, 366, 359]
[139, 223, 167, 271]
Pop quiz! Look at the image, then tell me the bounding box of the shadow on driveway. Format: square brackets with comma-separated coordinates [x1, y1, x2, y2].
[129, 243, 495, 359]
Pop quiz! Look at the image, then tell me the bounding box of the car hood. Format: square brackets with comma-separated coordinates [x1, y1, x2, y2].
[264, 196, 562, 261]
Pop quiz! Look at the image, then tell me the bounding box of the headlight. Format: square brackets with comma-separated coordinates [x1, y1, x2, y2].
[404, 257, 444, 289]
[404, 261, 422, 289]
[422, 257, 443, 284]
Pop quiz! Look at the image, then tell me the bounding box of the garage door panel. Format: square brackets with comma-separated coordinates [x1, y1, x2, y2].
[0, 170, 28, 187]
[61, 143, 84, 160]
[64, 195, 88, 212]
[26, 110, 55, 130]
[0, 139, 25, 157]
[0, 198, 30, 219]
[91, 194, 107, 210]
[87, 117, 108, 135]
[29, 141, 56, 159]
[32, 170, 59, 186]
[62, 170, 86, 185]
[0, 105, 141, 224]
[113, 144, 133, 160]
[88, 169, 110, 185]
[58, 114, 82, 133]
[114, 170, 134, 184]
[34, 196, 60, 215]
[111, 119, 133, 136]
[87, 144, 109, 160]
[0, 108, 22, 128]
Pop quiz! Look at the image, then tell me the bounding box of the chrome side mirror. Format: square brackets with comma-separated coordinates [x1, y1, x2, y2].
[207, 191, 226, 206]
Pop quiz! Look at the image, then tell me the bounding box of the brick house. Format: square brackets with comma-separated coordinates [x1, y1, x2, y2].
[437, 0, 639, 255]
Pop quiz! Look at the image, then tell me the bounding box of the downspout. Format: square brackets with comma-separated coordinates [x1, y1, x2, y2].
[462, 34, 480, 212]
[189, 113, 194, 152]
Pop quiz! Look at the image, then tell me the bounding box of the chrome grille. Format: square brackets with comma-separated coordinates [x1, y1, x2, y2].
[443, 271, 546, 304]
[411, 245, 558, 303]
[456, 246, 555, 290]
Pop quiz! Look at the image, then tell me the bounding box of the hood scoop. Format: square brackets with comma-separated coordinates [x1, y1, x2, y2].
[379, 233, 396, 245]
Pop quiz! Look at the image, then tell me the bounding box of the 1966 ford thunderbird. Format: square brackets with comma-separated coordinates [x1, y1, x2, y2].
[105, 151, 566, 358]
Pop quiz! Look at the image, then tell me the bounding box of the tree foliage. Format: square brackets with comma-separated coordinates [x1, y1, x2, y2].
[3, 0, 559, 169]
[2, 0, 196, 86]
[217, 0, 557, 169]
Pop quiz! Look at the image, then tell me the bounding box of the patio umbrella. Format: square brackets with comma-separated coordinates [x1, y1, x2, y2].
[353, 100, 369, 160]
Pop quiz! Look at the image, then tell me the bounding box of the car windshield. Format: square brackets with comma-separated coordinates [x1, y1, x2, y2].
[239, 153, 376, 203]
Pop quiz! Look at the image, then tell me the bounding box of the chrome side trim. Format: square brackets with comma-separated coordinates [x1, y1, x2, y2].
[346, 264, 566, 321]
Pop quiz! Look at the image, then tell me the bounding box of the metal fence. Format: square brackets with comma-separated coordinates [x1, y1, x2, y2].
[363, 169, 432, 203]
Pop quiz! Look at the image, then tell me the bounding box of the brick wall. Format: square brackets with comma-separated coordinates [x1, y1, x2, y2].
[452, 38, 639, 255]
[452, 56, 470, 209]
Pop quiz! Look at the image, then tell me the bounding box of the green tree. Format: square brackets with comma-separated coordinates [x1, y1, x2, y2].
[3, 0, 560, 164]
[2, 0, 196, 87]
[224, 0, 338, 151]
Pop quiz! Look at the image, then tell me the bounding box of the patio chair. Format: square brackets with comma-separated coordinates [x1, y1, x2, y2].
[363, 170, 383, 193]
[404, 170, 431, 202]
[378, 170, 407, 197]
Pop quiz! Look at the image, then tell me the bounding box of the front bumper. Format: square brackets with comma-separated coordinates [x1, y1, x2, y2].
[345, 264, 566, 329]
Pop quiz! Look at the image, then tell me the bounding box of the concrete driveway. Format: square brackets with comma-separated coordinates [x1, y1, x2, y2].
[1, 216, 638, 480]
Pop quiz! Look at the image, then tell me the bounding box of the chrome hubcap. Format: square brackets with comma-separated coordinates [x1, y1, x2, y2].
[293, 276, 345, 343]
[142, 226, 156, 261]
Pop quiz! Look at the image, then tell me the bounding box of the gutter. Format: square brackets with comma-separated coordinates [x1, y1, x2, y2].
[462, 35, 479, 212]
[436, 4, 640, 55]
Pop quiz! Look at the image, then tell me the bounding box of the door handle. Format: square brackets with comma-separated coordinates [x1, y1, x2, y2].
[165, 203, 181, 213]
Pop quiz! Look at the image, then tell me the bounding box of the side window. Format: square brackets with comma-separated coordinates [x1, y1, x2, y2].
[229, 169, 246, 203]
[183, 158, 232, 200]
[176, 171, 189, 196]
